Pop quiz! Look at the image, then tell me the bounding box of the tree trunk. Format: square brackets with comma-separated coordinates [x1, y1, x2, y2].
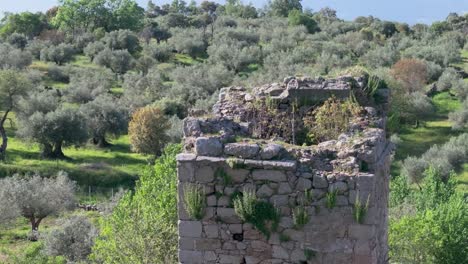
[93, 136, 111, 148]
[0, 126, 7, 161]
[53, 142, 66, 159]
[28, 216, 44, 241]
[0, 109, 10, 161]
[41, 143, 53, 159]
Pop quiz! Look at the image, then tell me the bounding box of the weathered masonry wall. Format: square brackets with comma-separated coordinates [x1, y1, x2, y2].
[177, 75, 392, 264]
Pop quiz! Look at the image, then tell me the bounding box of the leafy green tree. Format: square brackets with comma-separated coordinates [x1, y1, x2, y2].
[224, 0, 258, 18]
[90, 144, 181, 263]
[0, 70, 30, 160]
[288, 9, 319, 33]
[0, 173, 76, 240]
[52, 0, 109, 32]
[269, 0, 302, 17]
[108, 0, 145, 31]
[0, 12, 48, 38]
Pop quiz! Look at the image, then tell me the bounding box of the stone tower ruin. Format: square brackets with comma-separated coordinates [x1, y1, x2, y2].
[177, 75, 393, 264]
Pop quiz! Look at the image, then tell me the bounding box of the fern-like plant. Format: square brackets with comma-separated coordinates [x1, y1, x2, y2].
[326, 189, 338, 209]
[292, 206, 309, 229]
[233, 189, 256, 222]
[353, 192, 370, 224]
[183, 183, 206, 220]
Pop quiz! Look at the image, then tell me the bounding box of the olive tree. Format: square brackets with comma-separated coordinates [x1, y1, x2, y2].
[94, 48, 136, 75]
[17, 106, 88, 159]
[80, 95, 128, 147]
[102, 29, 141, 54]
[7, 33, 28, 50]
[0, 173, 76, 240]
[40, 43, 75, 65]
[65, 68, 114, 104]
[0, 43, 33, 69]
[44, 215, 98, 262]
[0, 70, 30, 160]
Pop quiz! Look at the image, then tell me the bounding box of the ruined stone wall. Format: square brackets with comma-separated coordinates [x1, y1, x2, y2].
[177, 75, 392, 264]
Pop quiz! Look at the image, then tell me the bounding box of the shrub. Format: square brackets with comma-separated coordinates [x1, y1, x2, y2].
[47, 64, 70, 83]
[44, 215, 98, 262]
[353, 192, 370, 224]
[436, 67, 459, 91]
[84, 41, 106, 60]
[390, 195, 468, 264]
[304, 97, 361, 143]
[288, 9, 319, 33]
[292, 206, 309, 229]
[91, 144, 181, 264]
[143, 42, 173, 62]
[234, 189, 279, 238]
[128, 107, 170, 156]
[449, 100, 468, 130]
[326, 189, 338, 209]
[183, 183, 206, 220]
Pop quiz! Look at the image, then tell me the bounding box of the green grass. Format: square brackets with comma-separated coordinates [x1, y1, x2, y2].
[1, 116, 148, 187]
[70, 55, 101, 69]
[174, 53, 204, 65]
[392, 91, 466, 178]
[0, 211, 101, 262]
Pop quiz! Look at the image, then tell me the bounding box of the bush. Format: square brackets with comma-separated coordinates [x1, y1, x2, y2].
[47, 64, 70, 83]
[449, 100, 468, 130]
[182, 183, 206, 220]
[391, 58, 428, 93]
[143, 42, 173, 62]
[288, 9, 319, 33]
[128, 107, 170, 156]
[436, 67, 459, 91]
[304, 97, 361, 143]
[44, 215, 98, 262]
[390, 195, 468, 264]
[84, 41, 106, 60]
[91, 144, 181, 264]
[234, 189, 279, 238]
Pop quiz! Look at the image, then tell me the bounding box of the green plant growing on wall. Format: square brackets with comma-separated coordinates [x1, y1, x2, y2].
[303, 96, 361, 143]
[326, 189, 338, 209]
[304, 189, 313, 206]
[292, 206, 309, 229]
[233, 189, 279, 238]
[215, 168, 232, 185]
[183, 183, 206, 220]
[304, 249, 316, 260]
[279, 233, 290, 242]
[353, 192, 370, 224]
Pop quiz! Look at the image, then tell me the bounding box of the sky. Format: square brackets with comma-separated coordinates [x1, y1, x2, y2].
[0, 0, 467, 25]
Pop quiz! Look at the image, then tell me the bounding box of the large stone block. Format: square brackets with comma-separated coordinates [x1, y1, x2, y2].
[313, 174, 329, 188]
[252, 170, 287, 182]
[179, 221, 202, 238]
[224, 143, 260, 158]
[179, 250, 203, 263]
[195, 137, 223, 156]
[217, 208, 242, 223]
[195, 166, 215, 183]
